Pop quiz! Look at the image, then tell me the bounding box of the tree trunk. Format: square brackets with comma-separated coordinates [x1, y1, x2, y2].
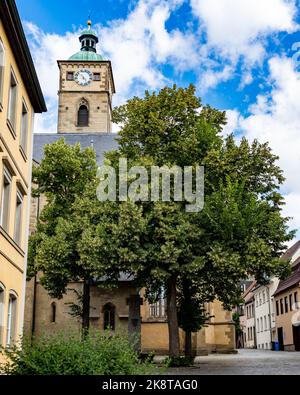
[82, 279, 90, 338]
[185, 330, 192, 357]
[167, 274, 180, 357]
[128, 294, 142, 353]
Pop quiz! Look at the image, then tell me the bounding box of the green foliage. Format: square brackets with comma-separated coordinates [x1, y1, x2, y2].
[113, 84, 224, 167]
[28, 139, 100, 299]
[232, 312, 243, 336]
[177, 277, 212, 334]
[64, 288, 84, 318]
[165, 356, 194, 367]
[1, 332, 156, 375]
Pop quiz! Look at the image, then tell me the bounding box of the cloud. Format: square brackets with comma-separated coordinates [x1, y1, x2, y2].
[24, 22, 79, 133]
[198, 64, 234, 91]
[98, 0, 197, 103]
[191, 0, 298, 60]
[191, 0, 299, 90]
[222, 109, 241, 137]
[231, 56, 300, 237]
[25, 22, 79, 99]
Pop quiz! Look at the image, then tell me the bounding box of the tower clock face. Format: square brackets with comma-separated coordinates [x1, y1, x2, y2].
[74, 69, 93, 86]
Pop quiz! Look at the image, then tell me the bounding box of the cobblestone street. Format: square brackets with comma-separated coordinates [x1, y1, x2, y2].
[167, 350, 300, 375]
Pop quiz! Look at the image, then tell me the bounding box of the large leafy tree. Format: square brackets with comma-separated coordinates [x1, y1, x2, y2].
[111, 84, 293, 356]
[29, 85, 293, 357]
[28, 140, 99, 331]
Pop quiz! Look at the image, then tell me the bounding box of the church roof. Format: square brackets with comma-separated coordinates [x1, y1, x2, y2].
[33, 133, 119, 165]
[80, 28, 98, 37]
[69, 51, 104, 61]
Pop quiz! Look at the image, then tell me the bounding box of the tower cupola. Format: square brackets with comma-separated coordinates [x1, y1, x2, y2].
[69, 20, 104, 61]
[79, 20, 98, 53]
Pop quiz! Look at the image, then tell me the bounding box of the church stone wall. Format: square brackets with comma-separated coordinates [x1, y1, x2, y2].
[24, 278, 137, 338]
[58, 91, 111, 133]
[57, 62, 113, 134]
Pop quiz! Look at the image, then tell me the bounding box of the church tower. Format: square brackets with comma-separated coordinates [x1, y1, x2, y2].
[57, 21, 115, 133]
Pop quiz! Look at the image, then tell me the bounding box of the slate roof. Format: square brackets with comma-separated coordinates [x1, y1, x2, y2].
[33, 133, 119, 165]
[95, 273, 135, 284]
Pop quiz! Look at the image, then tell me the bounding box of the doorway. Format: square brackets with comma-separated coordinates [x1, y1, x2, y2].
[277, 327, 284, 351]
[293, 325, 300, 351]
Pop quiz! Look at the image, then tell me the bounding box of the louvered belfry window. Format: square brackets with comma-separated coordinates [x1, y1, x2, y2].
[78, 105, 89, 126]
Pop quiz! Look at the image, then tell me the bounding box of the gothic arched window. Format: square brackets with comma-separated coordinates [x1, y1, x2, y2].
[78, 104, 89, 127]
[103, 303, 115, 331]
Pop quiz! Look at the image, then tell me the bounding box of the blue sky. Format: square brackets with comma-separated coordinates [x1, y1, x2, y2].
[16, 0, 300, 239]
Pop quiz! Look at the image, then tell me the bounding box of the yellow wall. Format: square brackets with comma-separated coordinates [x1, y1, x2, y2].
[0, 18, 35, 355]
[141, 297, 236, 356]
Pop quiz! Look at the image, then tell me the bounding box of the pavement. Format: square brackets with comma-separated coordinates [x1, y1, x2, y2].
[165, 349, 300, 375]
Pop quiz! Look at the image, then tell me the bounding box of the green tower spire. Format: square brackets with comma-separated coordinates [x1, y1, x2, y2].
[69, 20, 104, 61]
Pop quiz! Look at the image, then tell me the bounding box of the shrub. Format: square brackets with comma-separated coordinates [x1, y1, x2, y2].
[0, 331, 157, 375]
[165, 356, 194, 367]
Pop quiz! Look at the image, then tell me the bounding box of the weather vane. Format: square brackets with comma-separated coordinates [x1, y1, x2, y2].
[87, 9, 92, 29]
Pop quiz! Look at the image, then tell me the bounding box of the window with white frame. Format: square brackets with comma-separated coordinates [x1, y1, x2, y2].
[0, 166, 12, 232]
[20, 100, 28, 154]
[7, 69, 18, 131]
[0, 283, 5, 345]
[149, 288, 167, 318]
[14, 187, 24, 246]
[6, 292, 17, 347]
[0, 39, 5, 107]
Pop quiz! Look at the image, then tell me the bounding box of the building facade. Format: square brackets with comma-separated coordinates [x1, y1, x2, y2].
[0, 0, 46, 355]
[273, 241, 300, 351]
[241, 281, 256, 349]
[253, 277, 279, 350]
[24, 22, 235, 356]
